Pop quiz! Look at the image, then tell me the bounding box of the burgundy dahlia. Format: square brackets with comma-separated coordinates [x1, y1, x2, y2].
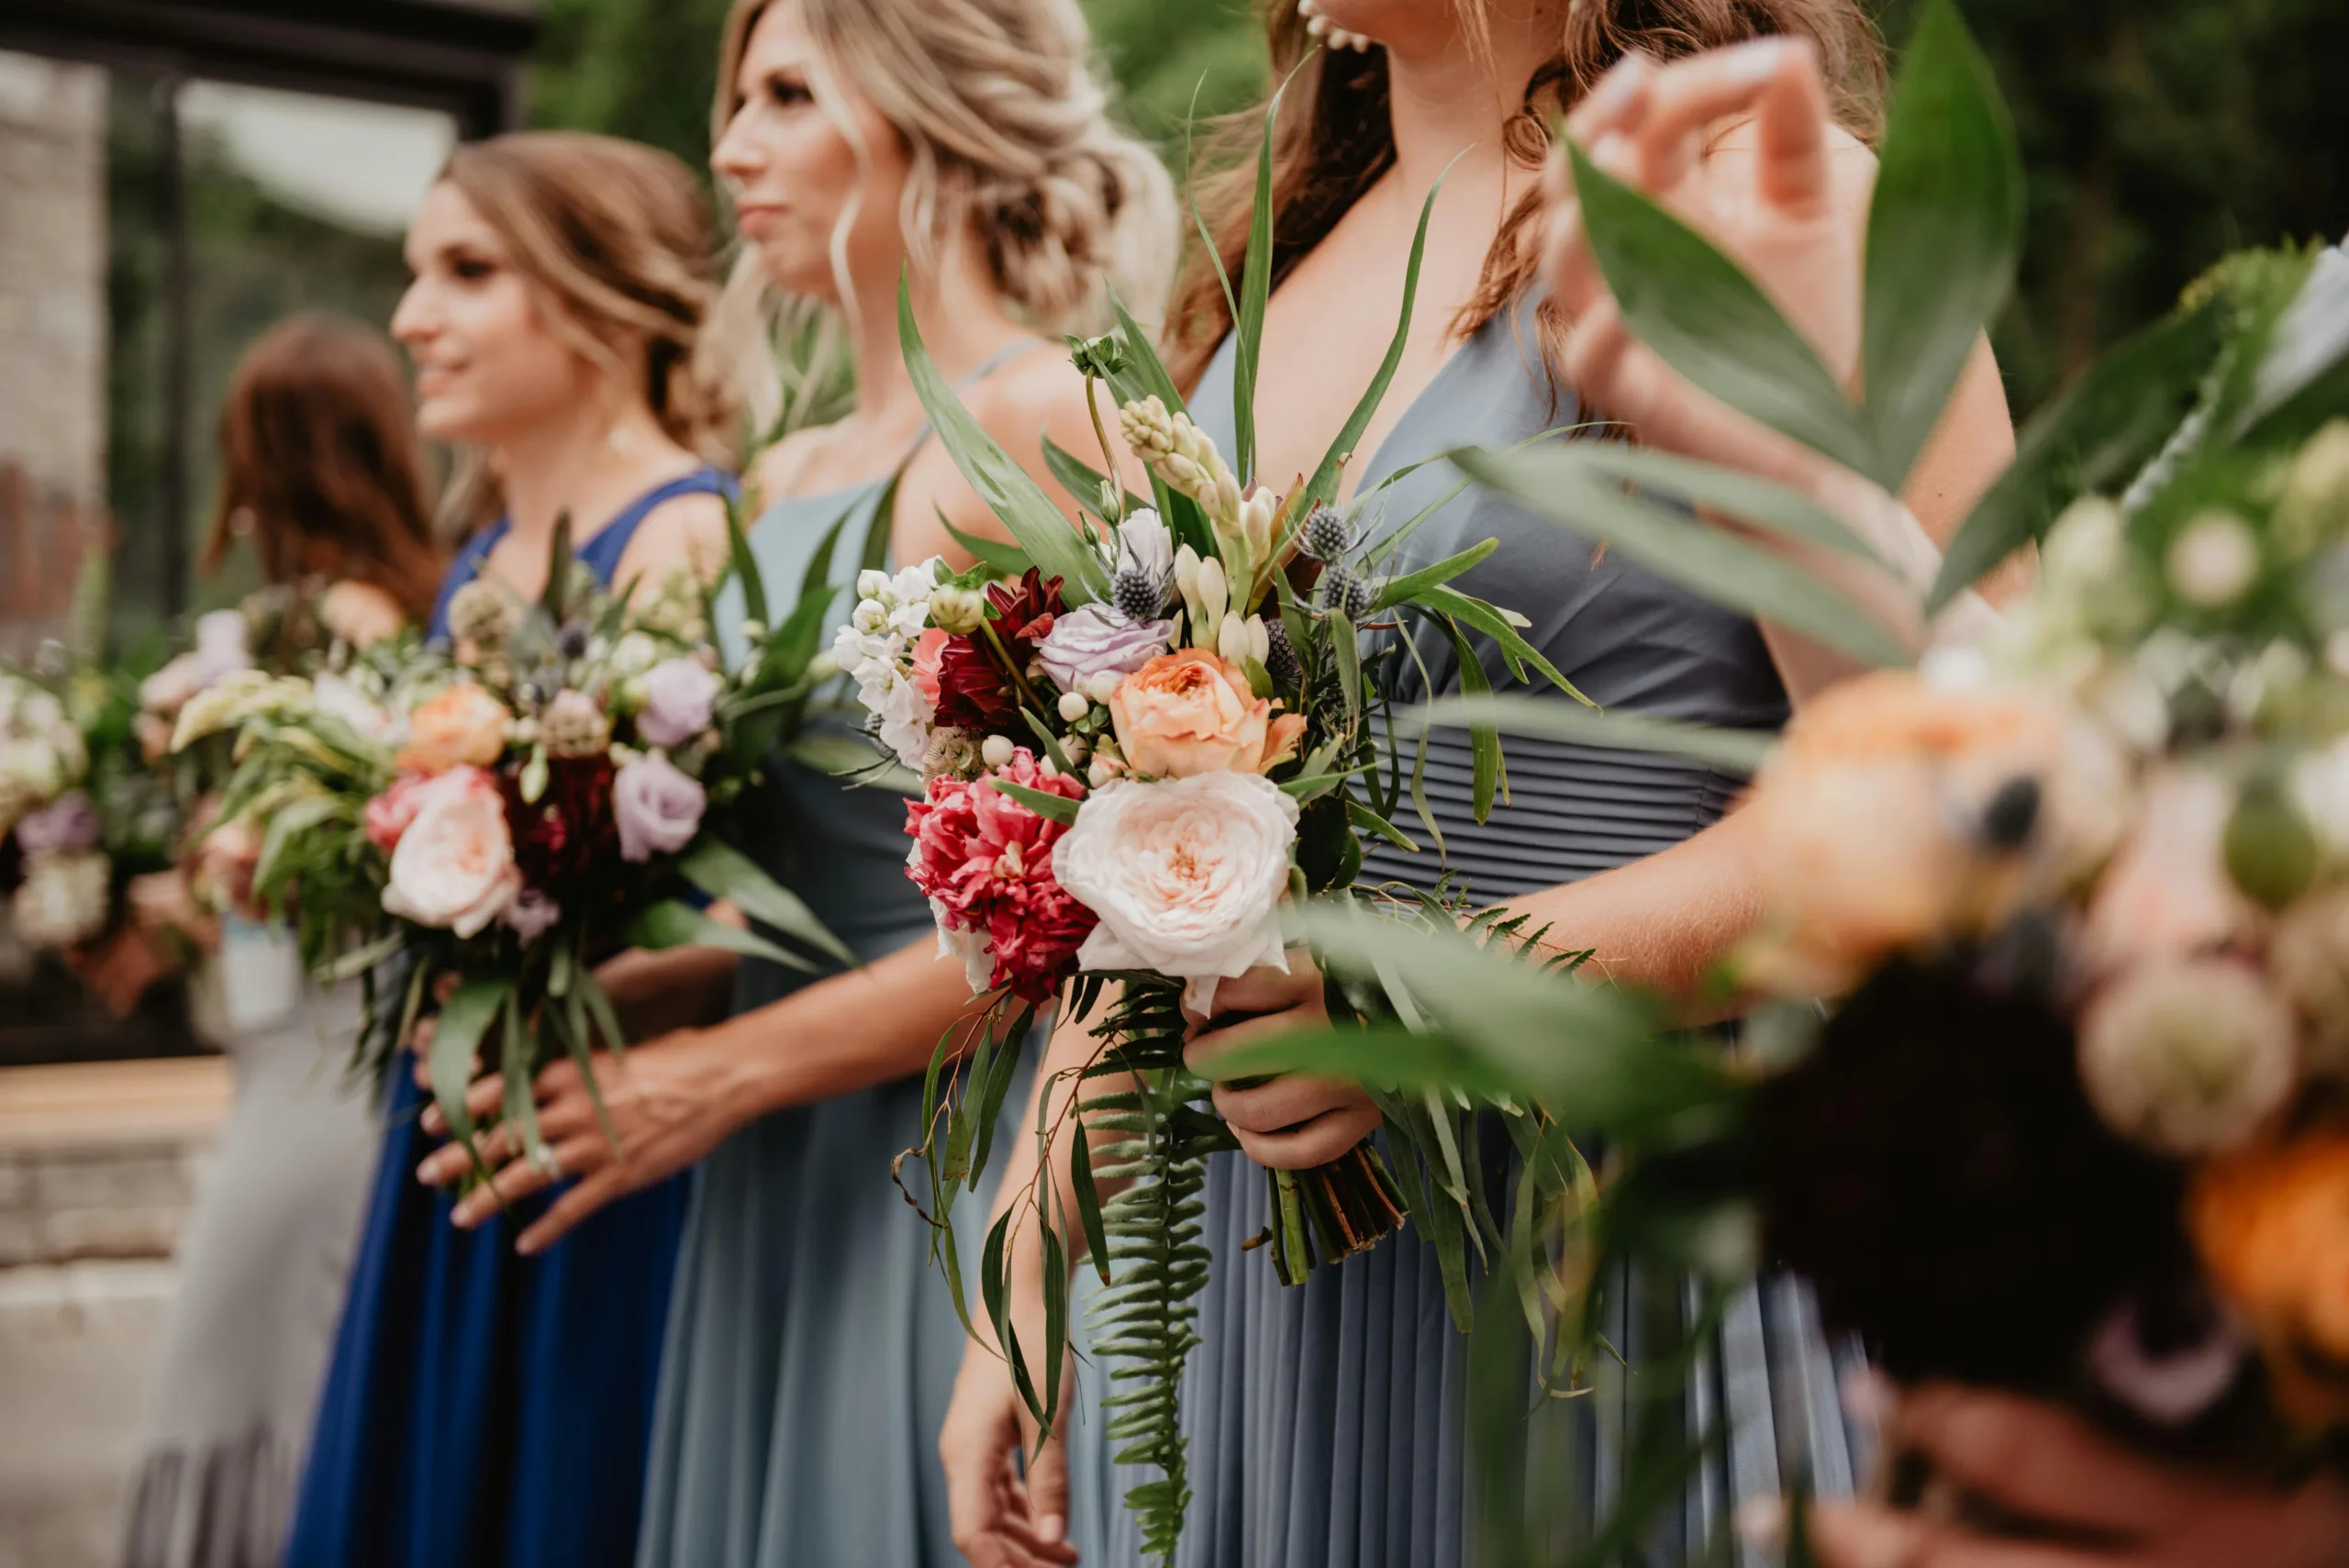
[932, 570, 1063, 732]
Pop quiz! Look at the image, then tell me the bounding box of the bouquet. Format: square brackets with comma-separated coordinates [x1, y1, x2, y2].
[886, 106, 1588, 1546]
[175, 517, 852, 1165]
[1222, 2, 2349, 1550]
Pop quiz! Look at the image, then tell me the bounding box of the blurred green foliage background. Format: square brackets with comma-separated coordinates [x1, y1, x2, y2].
[529, 0, 2349, 419]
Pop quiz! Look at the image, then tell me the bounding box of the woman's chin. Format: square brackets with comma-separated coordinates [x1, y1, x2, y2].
[413, 398, 486, 444]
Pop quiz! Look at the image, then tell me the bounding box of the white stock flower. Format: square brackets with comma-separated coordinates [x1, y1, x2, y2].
[1055, 771, 1299, 1016]
[11, 851, 111, 950]
[310, 671, 393, 741]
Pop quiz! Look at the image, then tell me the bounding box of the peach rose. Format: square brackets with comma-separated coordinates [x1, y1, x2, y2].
[380, 766, 520, 939]
[396, 684, 510, 775]
[1739, 671, 2127, 995]
[2190, 1131, 2349, 1427]
[1107, 649, 1305, 780]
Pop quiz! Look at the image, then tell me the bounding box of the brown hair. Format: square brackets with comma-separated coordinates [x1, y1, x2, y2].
[202, 313, 441, 621]
[1166, 0, 1887, 393]
[438, 131, 742, 525]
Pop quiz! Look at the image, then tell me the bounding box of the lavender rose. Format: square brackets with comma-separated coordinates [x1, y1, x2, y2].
[15, 792, 101, 856]
[1038, 604, 1174, 694]
[613, 754, 706, 862]
[637, 658, 721, 749]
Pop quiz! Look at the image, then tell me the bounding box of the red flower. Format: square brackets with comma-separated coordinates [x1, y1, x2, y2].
[931, 570, 1063, 733]
[904, 747, 1093, 1004]
[502, 756, 618, 899]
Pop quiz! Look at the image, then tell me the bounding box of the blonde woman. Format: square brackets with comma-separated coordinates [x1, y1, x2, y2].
[406, 4, 1174, 1564]
[284, 132, 740, 1568]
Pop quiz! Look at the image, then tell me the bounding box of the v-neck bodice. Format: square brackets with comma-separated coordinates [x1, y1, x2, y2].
[1186, 294, 1789, 898]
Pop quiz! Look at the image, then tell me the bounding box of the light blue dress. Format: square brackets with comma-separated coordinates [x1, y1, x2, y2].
[635, 442, 1065, 1566]
[1087, 296, 1872, 1567]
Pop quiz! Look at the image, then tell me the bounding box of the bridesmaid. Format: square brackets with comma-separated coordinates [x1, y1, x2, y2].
[410, 3, 1174, 1564]
[1542, 46, 2349, 1568]
[284, 132, 740, 1568]
[111, 314, 439, 1568]
[943, 3, 2016, 1566]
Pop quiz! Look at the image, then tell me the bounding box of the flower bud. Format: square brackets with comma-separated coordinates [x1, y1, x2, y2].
[1240, 487, 1277, 562]
[1197, 556, 1229, 623]
[739, 619, 767, 644]
[980, 735, 1016, 769]
[930, 584, 987, 635]
[1217, 611, 1252, 667]
[2167, 511, 2260, 606]
[1057, 689, 1092, 722]
[1087, 757, 1119, 788]
[852, 601, 886, 634]
[1248, 614, 1271, 665]
[856, 569, 892, 602]
[1174, 544, 1202, 605]
[1085, 670, 1126, 706]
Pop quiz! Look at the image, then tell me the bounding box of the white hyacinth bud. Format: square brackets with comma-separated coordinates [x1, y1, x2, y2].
[1057, 689, 1092, 722]
[1085, 670, 1125, 706]
[1217, 611, 1252, 666]
[1248, 614, 1271, 664]
[980, 735, 1016, 769]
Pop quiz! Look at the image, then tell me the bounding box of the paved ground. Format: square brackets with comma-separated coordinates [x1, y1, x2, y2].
[0, 1059, 226, 1568]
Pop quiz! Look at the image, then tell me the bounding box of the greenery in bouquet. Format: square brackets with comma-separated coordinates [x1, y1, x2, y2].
[173, 517, 852, 1173]
[1208, 0, 2349, 1553]
[887, 77, 1596, 1555]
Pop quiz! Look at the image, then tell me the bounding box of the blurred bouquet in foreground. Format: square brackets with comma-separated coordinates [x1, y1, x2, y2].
[174, 519, 849, 1162]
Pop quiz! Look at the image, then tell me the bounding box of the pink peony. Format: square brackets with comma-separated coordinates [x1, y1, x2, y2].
[904, 748, 1094, 1003]
[380, 767, 520, 938]
[364, 773, 440, 853]
[612, 754, 706, 862]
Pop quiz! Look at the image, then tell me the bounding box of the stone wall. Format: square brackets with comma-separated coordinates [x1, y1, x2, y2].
[0, 50, 108, 656]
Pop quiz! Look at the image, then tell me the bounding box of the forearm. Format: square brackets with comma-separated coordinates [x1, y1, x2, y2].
[1497, 806, 1768, 1015]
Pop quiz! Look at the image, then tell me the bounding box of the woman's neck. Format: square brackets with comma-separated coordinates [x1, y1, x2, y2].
[1382, 4, 1560, 203]
[842, 238, 1029, 427]
[493, 393, 686, 549]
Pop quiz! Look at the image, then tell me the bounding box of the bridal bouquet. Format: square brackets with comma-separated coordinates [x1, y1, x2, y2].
[175, 519, 850, 1161]
[888, 100, 1585, 1545]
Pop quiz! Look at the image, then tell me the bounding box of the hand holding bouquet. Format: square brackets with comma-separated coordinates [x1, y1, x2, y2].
[176, 519, 851, 1173]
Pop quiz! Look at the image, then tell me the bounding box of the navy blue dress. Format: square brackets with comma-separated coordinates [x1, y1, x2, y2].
[285, 470, 733, 1568]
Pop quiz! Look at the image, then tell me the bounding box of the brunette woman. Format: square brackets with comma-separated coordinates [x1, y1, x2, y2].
[117, 312, 440, 1568]
[283, 132, 740, 1568]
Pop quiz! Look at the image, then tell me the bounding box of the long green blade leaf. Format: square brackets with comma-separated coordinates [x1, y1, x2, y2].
[428, 975, 509, 1146]
[678, 838, 855, 968]
[626, 898, 821, 973]
[1408, 693, 1774, 773]
[1860, 0, 2023, 488]
[1568, 139, 1876, 479]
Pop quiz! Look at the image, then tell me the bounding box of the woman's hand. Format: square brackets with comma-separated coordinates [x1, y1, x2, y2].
[941, 1300, 1079, 1567]
[1543, 39, 1863, 487]
[1181, 953, 1379, 1170]
[1811, 1385, 2349, 1567]
[414, 1024, 760, 1254]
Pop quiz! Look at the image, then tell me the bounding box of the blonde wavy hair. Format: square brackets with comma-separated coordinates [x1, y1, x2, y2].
[709, 0, 1177, 433]
[437, 131, 741, 529]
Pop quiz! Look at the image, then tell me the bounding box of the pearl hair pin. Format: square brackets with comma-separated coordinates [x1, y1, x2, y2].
[1297, 0, 1375, 52]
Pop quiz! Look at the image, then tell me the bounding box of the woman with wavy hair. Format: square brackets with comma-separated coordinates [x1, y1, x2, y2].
[284, 130, 742, 1568]
[406, 4, 1174, 1564]
[941, 3, 2017, 1565]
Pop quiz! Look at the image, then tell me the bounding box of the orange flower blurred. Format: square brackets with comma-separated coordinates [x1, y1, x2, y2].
[1108, 649, 1304, 779]
[2190, 1131, 2349, 1427]
[396, 684, 511, 775]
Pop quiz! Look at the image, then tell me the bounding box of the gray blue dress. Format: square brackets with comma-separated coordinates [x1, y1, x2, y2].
[635, 470, 1052, 1567]
[1090, 295, 1874, 1566]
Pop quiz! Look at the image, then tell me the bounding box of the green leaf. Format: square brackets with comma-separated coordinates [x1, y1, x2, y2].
[1230, 66, 1292, 486]
[1103, 286, 1189, 416]
[1439, 619, 1502, 823]
[1041, 1221, 1068, 1434]
[986, 776, 1081, 826]
[573, 962, 628, 1059]
[540, 511, 575, 622]
[724, 493, 768, 629]
[677, 838, 854, 968]
[1204, 1021, 1524, 1099]
[1927, 298, 2226, 609]
[1567, 139, 1876, 479]
[899, 273, 1108, 604]
[1860, 0, 2022, 487]
[1370, 539, 1501, 611]
[323, 932, 403, 984]
[1414, 585, 1589, 703]
[1041, 436, 1112, 519]
[940, 511, 1034, 577]
[1452, 444, 1912, 669]
[252, 794, 340, 895]
[1548, 444, 1889, 567]
[625, 898, 821, 973]
[1300, 160, 1449, 511]
[1345, 797, 1419, 853]
[1331, 609, 1363, 725]
[428, 976, 509, 1147]
[497, 986, 544, 1172]
[1408, 693, 1774, 773]
[1068, 1109, 1113, 1285]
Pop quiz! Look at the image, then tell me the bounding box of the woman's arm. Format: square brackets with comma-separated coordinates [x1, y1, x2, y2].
[418, 936, 992, 1251]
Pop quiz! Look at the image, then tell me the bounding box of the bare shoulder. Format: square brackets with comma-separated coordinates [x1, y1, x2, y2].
[962, 345, 1097, 450]
[615, 486, 732, 590]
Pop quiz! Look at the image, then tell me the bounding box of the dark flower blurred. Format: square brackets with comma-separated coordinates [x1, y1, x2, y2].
[1755, 941, 2194, 1392]
[503, 756, 617, 900]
